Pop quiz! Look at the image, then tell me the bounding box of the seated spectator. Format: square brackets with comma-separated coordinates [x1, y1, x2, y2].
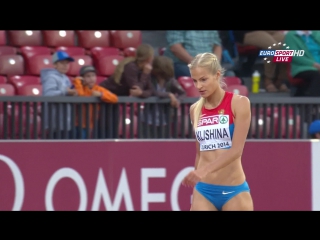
[142, 56, 186, 138]
[99, 43, 154, 138]
[99, 43, 154, 98]
[41, 51, 77, 139]
[73, 66, 118, 139]
[284, 30, 320, 97]
[232, 30, 288, 92]
[309, 120, 320, 139]
[164, 31, 235, 79]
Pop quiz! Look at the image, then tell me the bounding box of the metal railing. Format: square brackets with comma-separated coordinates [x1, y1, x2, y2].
[0, 96, 320, 140]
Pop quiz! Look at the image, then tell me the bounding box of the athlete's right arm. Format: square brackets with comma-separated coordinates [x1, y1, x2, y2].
[190, 104, 200, 170]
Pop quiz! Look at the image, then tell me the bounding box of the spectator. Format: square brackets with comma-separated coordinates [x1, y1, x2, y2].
[99, 43, 154, 138]
[309, 120, 320, 139]
[41, 51, 77, 139]
[99, 43, 154, 98]
[163, 31, 235, 79]
[232, 30, 288, 92]
[284, 30, 320, 97]
[142, 55, 186, 138]
[73, 66, 118, 139]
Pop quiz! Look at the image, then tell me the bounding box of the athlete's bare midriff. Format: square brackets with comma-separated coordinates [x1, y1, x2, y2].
[197, 149, 245, 186]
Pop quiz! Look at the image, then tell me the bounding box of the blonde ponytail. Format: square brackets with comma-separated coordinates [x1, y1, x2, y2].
[192, 97, 206, 129]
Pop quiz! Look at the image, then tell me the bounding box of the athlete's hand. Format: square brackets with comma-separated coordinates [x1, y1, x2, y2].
[182, 168, 208, 188]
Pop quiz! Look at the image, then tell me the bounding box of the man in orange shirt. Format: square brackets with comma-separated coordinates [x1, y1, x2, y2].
[73, 66, 118, 139]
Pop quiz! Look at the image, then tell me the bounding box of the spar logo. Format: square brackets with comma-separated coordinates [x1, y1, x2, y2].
[198, 115, 229, 127]
[258, 42, 304, 63]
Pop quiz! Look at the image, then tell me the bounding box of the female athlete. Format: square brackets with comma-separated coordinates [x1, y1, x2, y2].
[182, 52, 253, 211]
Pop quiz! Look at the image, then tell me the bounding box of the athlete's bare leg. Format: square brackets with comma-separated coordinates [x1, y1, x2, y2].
[221, 192, 253, 211]
[190, 188, 218, 211]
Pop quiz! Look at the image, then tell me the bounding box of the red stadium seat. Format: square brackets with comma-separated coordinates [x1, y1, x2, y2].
[0, 83, 15, 115]
[20, 46, 52, 74]
[96, 55, 124, 76]
[123, 47, 136, 57]
[26, 54, 53, 75]
[76, 31, 111, 49]
[96, 76, 106, 84]
[42, 30, 75, 47]
[177, 76, 200, 97]
[0, 55, 24, 76]
[8, 75, 41, 95]
[225, 85, 249, 97]
[110, 31, 142, 49]
[119, 113, 138, 138]
[0, 76, 7, 83]
[20, 46, 51, 59]
[8, 31, 42, 46]
[0, 46, 17, 55]
[55, 46, 86, 56]
[90, 47, 120, 64]
[20, 84, 42, 96]
[250, 115, 271, 138]
[67, 55, 92, 76]
[0, 31, 7, 45]
[0, 83, 15, 96]
[224, 76, 242, 86]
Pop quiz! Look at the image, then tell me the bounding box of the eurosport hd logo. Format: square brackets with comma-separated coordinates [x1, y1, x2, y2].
[258, 42, 304, 63]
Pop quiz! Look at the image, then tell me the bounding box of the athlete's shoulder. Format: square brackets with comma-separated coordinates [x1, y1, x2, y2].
[231, 93, 250, 110]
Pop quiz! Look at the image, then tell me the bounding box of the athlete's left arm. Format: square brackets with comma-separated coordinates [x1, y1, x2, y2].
[205, 96, 251, 174]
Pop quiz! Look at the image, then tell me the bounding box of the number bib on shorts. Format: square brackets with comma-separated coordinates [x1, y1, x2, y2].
[195, 92, 235, 152]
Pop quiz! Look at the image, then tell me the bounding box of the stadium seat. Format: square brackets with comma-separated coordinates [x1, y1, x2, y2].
[0, 31, 6, 45]
[158, 47, 166, 56]
[0, 83, 15, 115]
[0, 55, 24, 76]
[90, 47, 120, 64]
[0, 76, 7, 84]
[20, 84, 42, 96]
[67, 55, 93, 76]
[0, 83, 15, 96]
[55, 46, 86, 56]
[119, 113, 138, 138]
[224, 76, 242, 86]
[76, 31, 111, 49]
[123, 47, 136, 57]
[8, 31, 42, 46]
[0, 46, 17, 55]
[42, 31, 75, 47]
[250, 115, 271, 138]
[225, 85, 249, 96]
[20, 46, 52, 74]
[8, 75, 41, 95]
[177, 76, 200, 97]
[96, 76, 106, 84]
[95, 55, 124, 76]
[20, 46, 51, 59]
[110, 31, 142, 49]
[26, 54, 53, 75]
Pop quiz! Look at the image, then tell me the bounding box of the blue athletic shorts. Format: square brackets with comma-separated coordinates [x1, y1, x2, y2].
[195, 181, 250, 211]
